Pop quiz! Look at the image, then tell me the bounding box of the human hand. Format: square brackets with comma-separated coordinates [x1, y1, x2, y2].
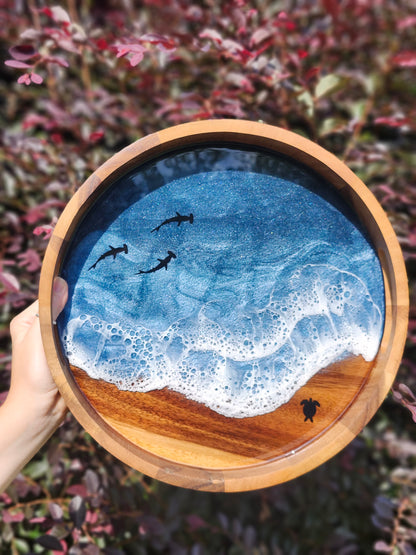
[0, 277, 68, 492]
[8, 276, 68, 413]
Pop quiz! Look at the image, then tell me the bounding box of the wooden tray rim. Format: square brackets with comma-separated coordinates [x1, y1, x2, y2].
[39, 119, 409, 492]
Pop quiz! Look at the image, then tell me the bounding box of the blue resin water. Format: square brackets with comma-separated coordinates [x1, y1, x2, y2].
[58, 147, 385, 418]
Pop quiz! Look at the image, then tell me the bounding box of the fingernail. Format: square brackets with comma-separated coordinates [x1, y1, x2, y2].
[53, 276, 66, 296]
[52, 277, 68, 321]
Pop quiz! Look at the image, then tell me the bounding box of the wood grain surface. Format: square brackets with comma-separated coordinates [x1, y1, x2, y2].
[39, 119, 409, 491]
[70, 355, 374, 469]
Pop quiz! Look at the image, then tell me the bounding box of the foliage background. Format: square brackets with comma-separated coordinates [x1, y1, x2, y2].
[1, 0, 415, 553]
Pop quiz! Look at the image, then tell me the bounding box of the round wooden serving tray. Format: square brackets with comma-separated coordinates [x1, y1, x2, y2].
[39, 120, 408, 492]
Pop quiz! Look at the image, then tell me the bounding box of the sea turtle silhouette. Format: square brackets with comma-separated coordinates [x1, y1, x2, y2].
[301, 398, 320, 422]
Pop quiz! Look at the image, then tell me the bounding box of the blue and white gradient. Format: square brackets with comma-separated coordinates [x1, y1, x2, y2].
[58, 148, 385, 418]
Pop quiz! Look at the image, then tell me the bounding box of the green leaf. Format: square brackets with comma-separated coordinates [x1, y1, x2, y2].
[315, 73, 342, 99]
[363, 72, 381, 96]
[349, 99, 367, 121]
[24, 457, 49, 480]
[12, 537, 30, 553]
[298, 90, 314, 118]
[319, 117, 346, 136]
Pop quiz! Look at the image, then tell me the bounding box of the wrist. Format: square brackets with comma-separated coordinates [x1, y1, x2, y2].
[0, 392, 66, 492]
[4, 386, 66, 441]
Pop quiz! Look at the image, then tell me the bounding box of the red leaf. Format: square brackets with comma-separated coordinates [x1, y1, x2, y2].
[297, 49, 308, 59]
[45, 55, 69, 68]
[30, 72, 43, 84]
[191, 110, 213, 120]
[392, 51, 416, 67]
[8, 44, 38, 61]
[374, 116, 410, 128]
[304, 66, 321, 82]
[49, 502, 64, 521]
[392, 383, 416, 423]
[20, 28, 41, 41]
[22, 113, 48, 130]
[221, 39, 252, 63]
[23, 200, 65, 224]
[17, 249, 41, 272]
[66, 484, 88, 497]
[250, 27, 273, 47]
[5, 59, 32, 69]
[321, 0, 340, 20]
[39, 7, 54, 18]
[397, 16, 416, 30]
[2, 510, 25, 523]
[29, 516, 47, 524]
[89, 130, 105, 142]
[408, 228, 416, 247]
[374, 184, 395, 202]
[275, 12, 296, 31]
[404, 403, 416, 423]
[373, 540, 392, 553]
[95, 38, 109, 50]
[186, 514, 207, 532]
[199, 29, 223, 44]
[114, 43, 146, 66]
[86, 510, 98, 524]
[49, 6, 71, 24]
[17, 73, 31, 85]
[115, 43, 145, 56]
[130, 51, 144, 66]
[56, 38, 79, 54]
[140, 32, 176, 50]
[398, 383, 416, 401]
[115, 46, 130, 58]
[0, 272, 20, 292]
[51, 133, 63, 144]
[226, 72, 254, 93]
[91, 523, 113, 534]
[215, 97, 245, 118]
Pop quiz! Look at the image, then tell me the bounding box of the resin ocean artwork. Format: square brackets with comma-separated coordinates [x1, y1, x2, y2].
[58, 147, 385, 418]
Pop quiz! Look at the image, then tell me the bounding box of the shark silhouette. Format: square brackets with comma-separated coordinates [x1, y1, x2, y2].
[151, 212, 194, 233]
[136, 251, 177, 275]
[88, 244, 128, 270]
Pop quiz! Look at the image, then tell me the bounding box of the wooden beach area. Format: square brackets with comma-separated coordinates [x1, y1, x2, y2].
[70, 355, 375, 470]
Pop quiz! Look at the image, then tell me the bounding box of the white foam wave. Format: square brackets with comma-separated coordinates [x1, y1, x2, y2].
[62, 264, 383, 418]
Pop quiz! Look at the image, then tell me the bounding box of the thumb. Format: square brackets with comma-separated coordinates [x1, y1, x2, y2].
[51, 277, 68, 321]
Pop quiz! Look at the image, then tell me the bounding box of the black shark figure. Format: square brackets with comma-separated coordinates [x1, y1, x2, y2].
[88, 244, 128, 270]
[151, 212, 194, 233]
[136, 250, 177, 275]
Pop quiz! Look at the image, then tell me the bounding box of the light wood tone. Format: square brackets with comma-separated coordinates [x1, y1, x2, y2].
[39, 120, 408, 492]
